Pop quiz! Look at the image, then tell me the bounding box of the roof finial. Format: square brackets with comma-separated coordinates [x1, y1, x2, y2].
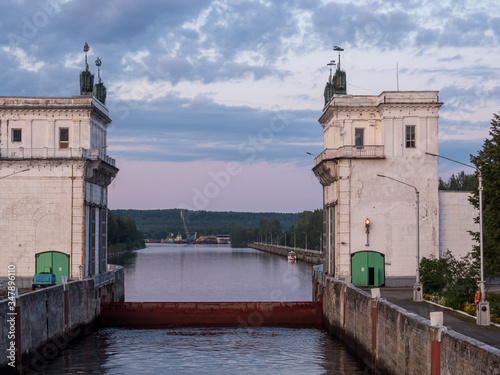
[333, 45, 344, 70]
[83, 42, 90, 72]
[95, 57, 102, 84]
[93, 56, 107, 104]
[327, 60, 335, 83]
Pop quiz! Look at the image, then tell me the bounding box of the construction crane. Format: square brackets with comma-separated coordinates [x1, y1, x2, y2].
[180, 211, 194, 242]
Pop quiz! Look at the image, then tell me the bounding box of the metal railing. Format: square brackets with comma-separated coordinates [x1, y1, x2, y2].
[314, 145, 385, 166]
[94, 264, 122, 287]
[0, 147, 116, 167]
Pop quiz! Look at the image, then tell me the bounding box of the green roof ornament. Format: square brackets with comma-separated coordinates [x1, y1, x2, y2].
[324, 60, 335, 105]
[94, 56, 107, 104]
[324, 45, 347, 105]
[80, 42, 94, 95]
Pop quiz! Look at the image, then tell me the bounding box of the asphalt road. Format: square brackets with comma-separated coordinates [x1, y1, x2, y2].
[379, 288, 500, 350]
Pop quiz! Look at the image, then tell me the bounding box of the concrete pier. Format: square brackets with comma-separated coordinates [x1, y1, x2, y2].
[0, 265, 124, 373]
[248, 243, 322, 264]
[313, 266, 500, 374]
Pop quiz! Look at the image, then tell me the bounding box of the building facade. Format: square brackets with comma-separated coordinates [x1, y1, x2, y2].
[314, 90, 442, 285]
[314, 61, 478, 286]
[0, 81, 117, 287]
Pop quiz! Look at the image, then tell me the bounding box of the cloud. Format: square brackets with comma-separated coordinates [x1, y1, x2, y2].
[1, 0, 500, 212]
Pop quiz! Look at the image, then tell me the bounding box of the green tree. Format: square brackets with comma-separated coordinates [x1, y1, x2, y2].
[438, 171, 476, 191]
[287, 209, 323, 250]
[470, 112, 500, 277]
[107, 210, 119, 244]
[419, 250, 479, 309]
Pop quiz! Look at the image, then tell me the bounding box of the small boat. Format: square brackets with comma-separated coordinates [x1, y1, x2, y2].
[287, 251, 297, 261]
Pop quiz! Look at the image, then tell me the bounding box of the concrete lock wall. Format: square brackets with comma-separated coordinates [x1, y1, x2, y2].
[312, 267, 500, 374]
[248, 243, 322, 264]
[0, 266, 124, 372]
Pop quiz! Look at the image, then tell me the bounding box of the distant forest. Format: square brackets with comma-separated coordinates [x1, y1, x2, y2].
[111, 209, 299, 239]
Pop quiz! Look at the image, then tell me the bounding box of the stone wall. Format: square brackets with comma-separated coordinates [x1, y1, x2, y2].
[248, 243, 322, 264]
[313, 267, 500, 374]
[0, 266, 124, 373]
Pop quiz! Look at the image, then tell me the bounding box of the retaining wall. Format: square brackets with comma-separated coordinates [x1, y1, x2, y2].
[313, 267, 500, 374]
[0, 266, 124, 374]
[249, 243, 322, 264]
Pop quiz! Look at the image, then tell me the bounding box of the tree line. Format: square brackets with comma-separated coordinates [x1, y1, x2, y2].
[112, 209, 298, 240]
[107, 210, 145, 253]
[231, 209, 323, 250]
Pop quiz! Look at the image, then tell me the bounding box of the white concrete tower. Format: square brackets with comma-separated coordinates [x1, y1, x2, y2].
[0, 44, 118, 287]
[313, 49, 442, 286]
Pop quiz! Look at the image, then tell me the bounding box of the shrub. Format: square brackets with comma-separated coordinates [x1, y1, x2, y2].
[419, 250, 479, 309]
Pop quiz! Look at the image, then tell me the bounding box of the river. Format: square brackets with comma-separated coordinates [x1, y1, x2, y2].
[33, 244, 368, 374]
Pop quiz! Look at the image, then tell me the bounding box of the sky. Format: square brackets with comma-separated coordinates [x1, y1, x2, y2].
[1, 0, 499, 212]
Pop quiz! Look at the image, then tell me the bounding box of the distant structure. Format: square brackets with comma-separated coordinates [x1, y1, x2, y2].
[313, 47, 477, 287]
[0, 43, 117, 287]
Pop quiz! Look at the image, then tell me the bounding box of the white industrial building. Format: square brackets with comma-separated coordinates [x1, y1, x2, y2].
[0, 47, 117, 287]
[314, 57, 478, 286]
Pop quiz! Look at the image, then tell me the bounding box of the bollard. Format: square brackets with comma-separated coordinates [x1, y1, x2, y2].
[430, 311, 443, 326]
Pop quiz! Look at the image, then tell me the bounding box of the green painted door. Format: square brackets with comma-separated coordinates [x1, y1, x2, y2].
[351, 251, 385, 287]
[35, 251, 70, 284]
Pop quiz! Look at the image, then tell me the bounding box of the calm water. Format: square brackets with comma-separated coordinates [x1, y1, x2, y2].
[32, 244, 368, 374]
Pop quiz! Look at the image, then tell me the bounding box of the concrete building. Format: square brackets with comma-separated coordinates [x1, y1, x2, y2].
[0, 46, 117, 287]
[313, 56, 478, 286]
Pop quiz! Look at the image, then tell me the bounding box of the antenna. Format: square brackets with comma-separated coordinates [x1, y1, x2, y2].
[83, 42, 90, 72]
[396, 61, 399, 91]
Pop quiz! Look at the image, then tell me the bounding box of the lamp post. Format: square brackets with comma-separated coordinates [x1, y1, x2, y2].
[292, 232, 296, 250]
[377, 174, 423, 302]
[316, 230, 323, 253]
[426, 152, 490, 325]
[303, 231, 308, 250]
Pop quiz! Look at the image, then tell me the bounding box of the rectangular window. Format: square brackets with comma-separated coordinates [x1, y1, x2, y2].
[12, 129, 22, 142]
[355, 128, 364, 146]
[406, 125, 416, 148]
[59, 128, 69, 149]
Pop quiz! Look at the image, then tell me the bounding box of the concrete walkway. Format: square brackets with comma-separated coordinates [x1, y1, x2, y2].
[378, 288, 500, 350]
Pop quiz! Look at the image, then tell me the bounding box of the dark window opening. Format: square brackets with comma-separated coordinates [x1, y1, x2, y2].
[59, 128, 69, 149]
[355, 128, 364, 147]
[406, 125, 416, 148]
[12, 129, 22, 142]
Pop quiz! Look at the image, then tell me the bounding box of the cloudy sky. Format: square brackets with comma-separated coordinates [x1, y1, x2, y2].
[1, 0, 499, 212]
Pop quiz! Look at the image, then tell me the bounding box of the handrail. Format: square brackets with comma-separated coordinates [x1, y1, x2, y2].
[0, 147, 115, 167]
[314, 145, 385, 166]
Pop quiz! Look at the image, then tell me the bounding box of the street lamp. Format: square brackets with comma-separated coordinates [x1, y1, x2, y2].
[316, 230, 323, 253]
[292, 232, 296, 250]
[426, 152, 490, 325]
[303, 231, 308, 250]
[377, 174, 423, 302]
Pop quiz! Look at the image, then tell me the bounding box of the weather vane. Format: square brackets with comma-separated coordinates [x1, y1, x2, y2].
[333, 45, 344, 68]
[95, 57, 102, 83]
[83, 42, 90, 71]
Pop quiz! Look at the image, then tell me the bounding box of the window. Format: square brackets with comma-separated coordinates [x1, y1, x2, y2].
[355, 128, 364, 146]
[406, 125, 416, 148]
[12, 129, 22, 142]
[59, 128, 69, 149]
